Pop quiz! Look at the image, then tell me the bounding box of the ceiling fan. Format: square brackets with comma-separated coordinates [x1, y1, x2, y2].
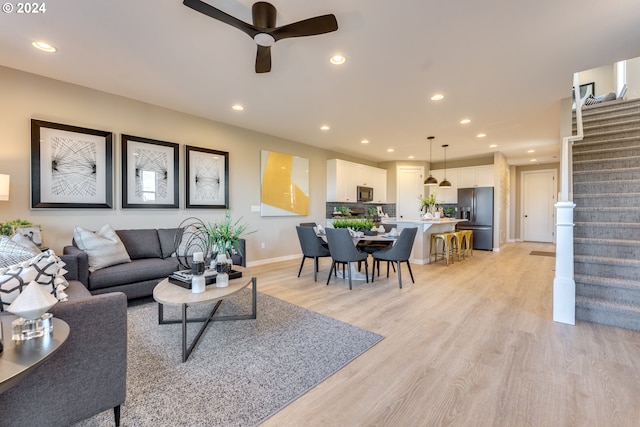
[183, 0, 338, 73]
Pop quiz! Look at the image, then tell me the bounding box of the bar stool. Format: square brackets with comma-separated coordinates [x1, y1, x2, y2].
[458, 230, 473, 258]
[451, 231, 465, 261]
[430, 232, 458, 266]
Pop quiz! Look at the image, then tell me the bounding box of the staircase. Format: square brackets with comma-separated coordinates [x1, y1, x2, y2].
[572, 98, 640, 331]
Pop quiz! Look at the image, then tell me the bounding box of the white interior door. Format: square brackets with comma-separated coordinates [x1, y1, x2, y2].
[522, 170, 556, 242]
[397, 166, 424, 220]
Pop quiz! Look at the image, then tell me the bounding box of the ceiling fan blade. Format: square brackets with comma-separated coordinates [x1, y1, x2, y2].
[271, 14, 338, 41]
[255, 45, 272, 73]
[252, 1, 277, 28]
[183, 0, 259, 38]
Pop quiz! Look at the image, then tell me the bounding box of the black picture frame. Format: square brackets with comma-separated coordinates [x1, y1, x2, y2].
[572, 82, 595, 103]
[31, 119, 113, 209]
[121, 134, 179, 209]
[185, 145, 229, 209]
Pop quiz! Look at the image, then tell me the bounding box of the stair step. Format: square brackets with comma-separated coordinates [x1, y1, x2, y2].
[574, 207, 640, 223]
[573, 144, 640, 161]
[573, 99, 640, 120]
[576, 118, 640, 134]
[574, 192, 640, 207]
[572, 135, 640, 153]
[573, 180, 640, 195]
[573, 154, 640, 172]
[574, 255, 640, 281]
[573, 167, 640, 183]
[575, 295, 640, 331]
[576, 129, 640, 144]
[574, 237, 640, 258]
[575, 222, 640, 240]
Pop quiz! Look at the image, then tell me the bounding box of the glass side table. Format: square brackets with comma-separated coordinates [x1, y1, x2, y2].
[0, 314, 70, 393]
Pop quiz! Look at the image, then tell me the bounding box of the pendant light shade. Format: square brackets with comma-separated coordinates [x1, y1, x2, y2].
[424, 136, 438, 186]
[439, 144, 452, 188]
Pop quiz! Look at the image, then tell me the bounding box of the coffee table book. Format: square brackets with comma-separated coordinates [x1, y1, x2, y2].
[168, 270, 243, 289]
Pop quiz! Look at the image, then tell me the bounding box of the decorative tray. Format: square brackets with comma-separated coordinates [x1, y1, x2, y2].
[168, 269, 243, 289]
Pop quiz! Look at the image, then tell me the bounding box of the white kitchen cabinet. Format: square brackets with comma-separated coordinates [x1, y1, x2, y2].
[457, 165, 494, 188]
[429, 170, 457, 204]
[327, 159, 387, 202]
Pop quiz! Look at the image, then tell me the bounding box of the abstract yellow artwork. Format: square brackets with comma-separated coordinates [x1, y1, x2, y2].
[260, 150, 309, 216]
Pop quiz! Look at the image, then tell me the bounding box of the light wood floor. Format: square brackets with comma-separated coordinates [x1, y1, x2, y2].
[250, 242, 640, 427]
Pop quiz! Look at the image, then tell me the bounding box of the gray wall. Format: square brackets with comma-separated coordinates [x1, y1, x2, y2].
[0, 66, 372, 264]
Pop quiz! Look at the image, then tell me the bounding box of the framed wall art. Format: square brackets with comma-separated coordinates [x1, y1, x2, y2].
[185, 145, 229, 209]
[31, 119, 113, 209]
[260, 150, 309, 217]
[121, 134, 179, 209]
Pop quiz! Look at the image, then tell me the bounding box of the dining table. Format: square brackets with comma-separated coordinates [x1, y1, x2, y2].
[319, 231, 397, 281]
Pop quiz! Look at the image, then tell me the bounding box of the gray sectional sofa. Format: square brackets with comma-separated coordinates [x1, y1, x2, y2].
[0, 254, 127, 427]
[64, 228, 245, 300]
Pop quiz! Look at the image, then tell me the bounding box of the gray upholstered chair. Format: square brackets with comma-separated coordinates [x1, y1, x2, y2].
[372, 227, 418, 288]
[299, 222, 317, 227]
[325, 227, 369, 290]
[296, 226, 331, 281]
[0, 254, 127, 427]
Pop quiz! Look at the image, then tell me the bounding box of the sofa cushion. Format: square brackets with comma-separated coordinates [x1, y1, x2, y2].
[0, 235, 40, 268]
[116, 229, 162, 260]
[157, 228, 179, 259]
[88, 258, 179, 290]
[73, 224, 131, 272]
[0, 250, 69, 312]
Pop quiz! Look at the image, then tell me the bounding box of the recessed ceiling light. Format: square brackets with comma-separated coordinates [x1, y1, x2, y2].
[460, 119, 471, 124]
[330, 55, 346, 65]
[408, 155, 415, 159]
[387, 148, 394, 152]
[32, 41, 57, 53]
[527, 149, 535, 153]
[231, 104, 244, 111]
[476, 133, 486, 138]
[320, 125, 330, 131]
[430, 94, 444, 101]
[361, 139, 369, 144]
[489, 144, 498, 148]
[530, 159, 537, 162]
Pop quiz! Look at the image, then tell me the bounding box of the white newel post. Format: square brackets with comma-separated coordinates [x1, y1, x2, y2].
[554, 201, 576, 324]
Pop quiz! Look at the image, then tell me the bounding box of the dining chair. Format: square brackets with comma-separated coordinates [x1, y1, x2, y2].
[372, 227, 418, 288]
[325, 227, 369, 290]
[299, 222, 317, 227]
[296, 226, 331, 282]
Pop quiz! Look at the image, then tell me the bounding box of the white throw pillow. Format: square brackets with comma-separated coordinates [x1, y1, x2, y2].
[0, 250, 69, 312]
[0, 235, 40, 268]
[11, 232, 41, 253]
[73, 224, 131, 272]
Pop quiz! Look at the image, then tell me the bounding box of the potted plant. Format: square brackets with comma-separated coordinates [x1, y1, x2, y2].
[202, 211, 254, 259]
[0, 219, 32, 236]
[332, 218, 375, 232]
[418, 194, 438, 217]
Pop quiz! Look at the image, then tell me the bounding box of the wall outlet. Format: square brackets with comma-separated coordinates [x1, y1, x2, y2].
[261, 242, 265, 249]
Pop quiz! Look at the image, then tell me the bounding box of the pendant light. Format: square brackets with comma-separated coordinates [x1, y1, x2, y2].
[423, 136, 438, 186]
[439, 144, 452, 188]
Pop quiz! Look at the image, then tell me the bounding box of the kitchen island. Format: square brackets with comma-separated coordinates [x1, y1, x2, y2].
[383, 218, 467, 264]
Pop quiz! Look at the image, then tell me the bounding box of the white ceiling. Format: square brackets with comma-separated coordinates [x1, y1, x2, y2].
[2, 0, 640, 165]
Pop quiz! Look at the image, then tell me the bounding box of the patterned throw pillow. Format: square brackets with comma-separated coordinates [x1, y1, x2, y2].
[0, 250, 69, 312]
[0, 235, 41, 268]
[73, 224, 131, 272]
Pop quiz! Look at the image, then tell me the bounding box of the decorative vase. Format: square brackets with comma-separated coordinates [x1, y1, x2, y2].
[215, 253, 229, 287]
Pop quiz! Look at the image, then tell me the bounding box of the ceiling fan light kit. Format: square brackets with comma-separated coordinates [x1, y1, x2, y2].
[183, 0, 338, 73]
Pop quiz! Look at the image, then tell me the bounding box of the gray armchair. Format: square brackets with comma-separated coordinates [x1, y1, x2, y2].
[0, 254, 127, 427]
[296, 226, 331, 282]
[372, 227, 418, 288]
[325, 228, 369, 290]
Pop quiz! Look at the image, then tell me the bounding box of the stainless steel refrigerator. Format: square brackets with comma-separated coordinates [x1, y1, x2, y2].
[457, 187, 494, 250]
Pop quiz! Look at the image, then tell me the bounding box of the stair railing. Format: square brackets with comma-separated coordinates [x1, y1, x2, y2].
[553, 73, 583, 325]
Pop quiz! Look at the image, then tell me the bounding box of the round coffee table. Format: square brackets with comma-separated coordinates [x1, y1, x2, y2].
[153, 266, 256, 362]
[0, 315, 70, 393]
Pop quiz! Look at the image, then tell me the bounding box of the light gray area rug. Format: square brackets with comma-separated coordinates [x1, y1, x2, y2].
[74, 290, 383, 427]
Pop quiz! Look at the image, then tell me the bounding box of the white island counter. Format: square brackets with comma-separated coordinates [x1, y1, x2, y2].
[383, 218, 467, 264]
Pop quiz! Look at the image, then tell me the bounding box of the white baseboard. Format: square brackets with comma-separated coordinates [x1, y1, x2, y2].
[247, 253, 300, 267]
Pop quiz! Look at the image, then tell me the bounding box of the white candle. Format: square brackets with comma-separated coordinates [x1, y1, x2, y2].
[193, 251, 204, 262]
